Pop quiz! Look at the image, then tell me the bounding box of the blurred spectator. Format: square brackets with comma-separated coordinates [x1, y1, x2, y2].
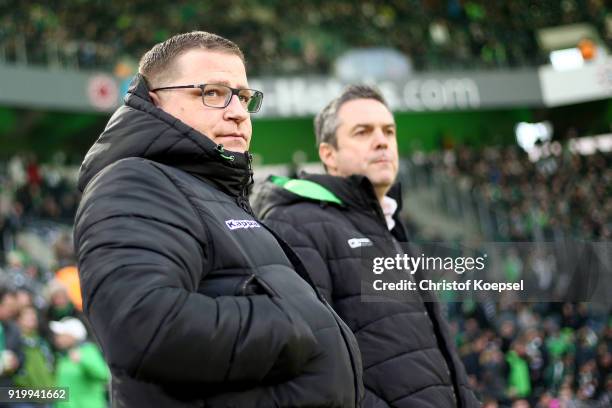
[44, 281, 78, 323]
[0, 285, 23, 401]
[511, 399, 529, 408]
[480, 342, 507, 402]
[507, 340, 532, 399]
[597, 375, 612, 407]
[13, 306, 54, 390]
[50, 317, 108, 408]
[53, 232, 75, 269]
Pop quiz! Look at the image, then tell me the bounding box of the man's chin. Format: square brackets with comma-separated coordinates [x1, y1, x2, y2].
[227, 145, 247, 153]
[369, 174, 397, 189]
[214, 139, 248, 153]
[370, 169, 397, 181]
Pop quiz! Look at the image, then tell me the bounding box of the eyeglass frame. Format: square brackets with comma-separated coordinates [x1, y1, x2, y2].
[150, 83, 264, 113]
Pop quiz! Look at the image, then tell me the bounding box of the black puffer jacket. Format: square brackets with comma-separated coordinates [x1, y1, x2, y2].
[253, 173, 481, 408]
[74, 75, 363, 408]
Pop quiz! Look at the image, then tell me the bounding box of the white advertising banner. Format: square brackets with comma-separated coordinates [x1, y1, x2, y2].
[539, 57, 612, 107]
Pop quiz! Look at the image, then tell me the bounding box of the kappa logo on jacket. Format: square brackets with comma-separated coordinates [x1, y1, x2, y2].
[347, 238, 373, 248]
[225, 219, 261, 230]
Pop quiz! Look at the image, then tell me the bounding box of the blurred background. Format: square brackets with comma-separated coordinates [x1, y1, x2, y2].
[0, 1, 610, 407]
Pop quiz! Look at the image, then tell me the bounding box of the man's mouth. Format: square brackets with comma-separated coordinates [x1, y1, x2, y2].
[218, 134, 246, 142]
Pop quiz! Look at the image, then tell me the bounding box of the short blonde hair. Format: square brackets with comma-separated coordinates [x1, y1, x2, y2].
[139, 31, 245, 88]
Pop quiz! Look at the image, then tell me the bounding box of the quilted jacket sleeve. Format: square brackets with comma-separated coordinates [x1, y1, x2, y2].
[74, 159, 317, 385]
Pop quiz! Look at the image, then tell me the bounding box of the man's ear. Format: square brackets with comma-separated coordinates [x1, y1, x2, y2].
[319, 142, 337, 173]
[149, 91, 162, 107]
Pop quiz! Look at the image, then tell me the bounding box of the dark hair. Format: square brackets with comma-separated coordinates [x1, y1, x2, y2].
[0, 284, 16, 303]
[314, 84, 389, 148]
[139, 31, 245, 88]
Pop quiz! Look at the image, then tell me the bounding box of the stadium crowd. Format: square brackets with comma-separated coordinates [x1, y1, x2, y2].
[0, 154, 105, 408]
[401, 145, 611, 407]
[445, 300, 611, 408]
[450, 300, 611, 408]
[403, 143, 612, 406]
[410, 145, 611, 241]
[0, 154, 79, 264]
[0, 0, 610, 74]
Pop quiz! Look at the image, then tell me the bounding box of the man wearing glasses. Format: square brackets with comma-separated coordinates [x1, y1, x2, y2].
[74, 31, 362, 408]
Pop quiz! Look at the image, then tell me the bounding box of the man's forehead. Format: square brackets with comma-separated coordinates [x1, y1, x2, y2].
[201, 77, 249, 88]
[174, 49, 248, 86]
[337, 98, 395, 127]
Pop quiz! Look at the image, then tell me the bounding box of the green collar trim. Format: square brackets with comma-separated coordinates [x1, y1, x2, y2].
[270, 175, 343, 205]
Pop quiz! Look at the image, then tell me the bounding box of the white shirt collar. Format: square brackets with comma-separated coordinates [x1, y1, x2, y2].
[380, 196, 398, 231]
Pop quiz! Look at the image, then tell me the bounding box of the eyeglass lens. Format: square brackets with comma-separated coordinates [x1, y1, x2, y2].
[202, 84, 262, 113]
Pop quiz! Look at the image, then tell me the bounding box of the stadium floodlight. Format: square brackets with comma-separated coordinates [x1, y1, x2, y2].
[549, 48, 584, 71]
[515, 121, 553, 152]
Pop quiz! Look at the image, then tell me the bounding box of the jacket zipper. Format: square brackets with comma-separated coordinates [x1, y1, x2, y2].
[373, 199, 460, 406]
[236, 152, 255, 215]
[214, 144, 254, 215]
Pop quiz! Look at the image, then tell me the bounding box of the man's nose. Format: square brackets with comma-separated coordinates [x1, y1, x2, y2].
[224, 94, 249, 122]
[373, 128, 389, 149]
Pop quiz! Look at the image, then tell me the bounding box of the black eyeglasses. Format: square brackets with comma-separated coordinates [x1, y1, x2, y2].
[151, 83, 264, 113]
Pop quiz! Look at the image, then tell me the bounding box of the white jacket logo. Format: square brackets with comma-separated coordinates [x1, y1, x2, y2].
[225, 219, 261, 230]
[348, 238, 373, 248]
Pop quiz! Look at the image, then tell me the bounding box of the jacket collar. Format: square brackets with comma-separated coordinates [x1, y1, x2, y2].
[297, 173, 405, 235]
[299, 173, 404, 214]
